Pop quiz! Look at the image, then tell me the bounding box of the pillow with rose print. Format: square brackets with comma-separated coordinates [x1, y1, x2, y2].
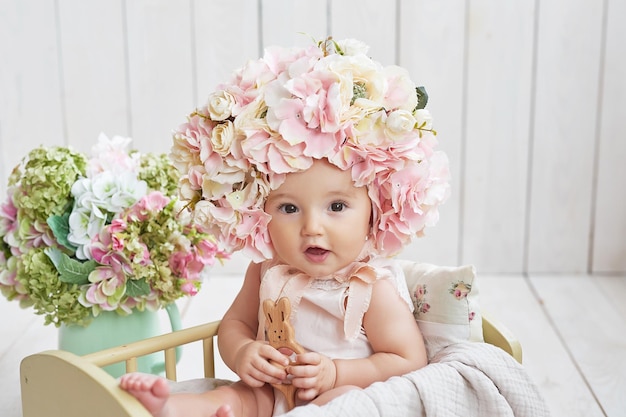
[397, 260, 483, 359]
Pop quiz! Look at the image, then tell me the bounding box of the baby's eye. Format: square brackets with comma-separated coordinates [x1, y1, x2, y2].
[279, 203, 298, 214]
[330, 202, 346, 212]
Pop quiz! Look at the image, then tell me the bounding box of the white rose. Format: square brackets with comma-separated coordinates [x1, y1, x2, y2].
[210, 121, 235, 156]
[206, 90, 236, 121]
[385, 109, 417, 141]
[191, 200, 224, 233]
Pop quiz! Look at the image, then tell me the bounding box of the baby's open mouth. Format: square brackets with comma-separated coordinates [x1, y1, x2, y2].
[305, 247, 329, 260]
[305, 247, 327, 255]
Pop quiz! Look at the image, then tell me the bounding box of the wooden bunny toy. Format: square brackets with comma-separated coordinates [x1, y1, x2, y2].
[262, 297, 305, 410]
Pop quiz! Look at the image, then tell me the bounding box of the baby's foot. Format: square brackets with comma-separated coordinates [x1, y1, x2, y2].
[119, 372, 170, 417]
[212, 404, 236, 417]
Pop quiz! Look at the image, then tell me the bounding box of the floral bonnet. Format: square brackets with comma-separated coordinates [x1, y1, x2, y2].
[170, 38, 450, 262]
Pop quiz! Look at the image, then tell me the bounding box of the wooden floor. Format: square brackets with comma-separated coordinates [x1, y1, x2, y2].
[1, 270, 624, 417]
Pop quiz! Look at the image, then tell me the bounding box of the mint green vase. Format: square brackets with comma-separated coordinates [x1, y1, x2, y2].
[58, 303, 182, 378]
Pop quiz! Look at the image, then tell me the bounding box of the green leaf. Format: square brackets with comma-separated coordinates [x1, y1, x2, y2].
[44, 248, 96, 285]
[415, 86, 428, 110]
[47, 213, 78, 251]
[125, 278, 151, 297]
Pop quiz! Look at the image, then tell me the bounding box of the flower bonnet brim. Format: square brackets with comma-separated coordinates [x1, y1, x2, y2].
[170, 37, 450, 262]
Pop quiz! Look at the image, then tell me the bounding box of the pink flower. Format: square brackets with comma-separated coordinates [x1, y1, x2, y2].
[180, 280, 199, 296]
[90, 230, 133, 275]
[127, 192, 170, 221]
[169, 251, 203, 280]
[241, 130, 312, 174]
[82, 266, 127, 311]
[381, 66, 418, 111]
[87, 134, 139, 176]
[265, 73, 346, 159]
[452, 282, 471, 299]
[0, 195, 18, 237]
[194, 239, 220, 266]
[414, 285, 426, 299]
[234, 208, 273, 262]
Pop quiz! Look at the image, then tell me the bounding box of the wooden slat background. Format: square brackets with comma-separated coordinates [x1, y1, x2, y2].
[1, 0, 624, 274]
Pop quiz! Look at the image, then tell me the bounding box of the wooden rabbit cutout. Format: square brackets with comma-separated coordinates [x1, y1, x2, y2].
[263, 297, 305, 410]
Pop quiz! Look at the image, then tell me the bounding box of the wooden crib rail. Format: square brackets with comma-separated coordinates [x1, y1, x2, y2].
[482, 312, 522, 363]
[82, 320, 221, 381]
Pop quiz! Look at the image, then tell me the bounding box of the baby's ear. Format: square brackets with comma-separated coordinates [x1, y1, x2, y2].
[263, 299, 275, 323]
[276, 297, 291, 322]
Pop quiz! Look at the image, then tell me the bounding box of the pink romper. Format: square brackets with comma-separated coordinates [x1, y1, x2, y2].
[256, 257, 413, 416]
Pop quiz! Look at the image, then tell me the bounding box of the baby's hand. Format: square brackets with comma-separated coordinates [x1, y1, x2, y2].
[288, 352, 337, 401]
[234, 340, 290, 387]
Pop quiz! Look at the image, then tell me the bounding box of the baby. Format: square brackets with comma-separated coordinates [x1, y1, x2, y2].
[120, 37, 450, 417]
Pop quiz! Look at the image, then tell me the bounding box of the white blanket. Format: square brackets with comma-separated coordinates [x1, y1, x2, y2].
[280, 342, 550, 417]
[170, 342, 550, 417]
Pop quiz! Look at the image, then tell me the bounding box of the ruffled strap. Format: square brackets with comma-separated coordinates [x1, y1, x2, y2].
[334, 262, 378, 340]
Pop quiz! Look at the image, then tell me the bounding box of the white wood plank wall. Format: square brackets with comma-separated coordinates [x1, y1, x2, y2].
[1, 0, 624, 274]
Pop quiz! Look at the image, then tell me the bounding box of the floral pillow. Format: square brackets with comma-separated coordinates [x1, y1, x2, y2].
[397, 260, 483, 359]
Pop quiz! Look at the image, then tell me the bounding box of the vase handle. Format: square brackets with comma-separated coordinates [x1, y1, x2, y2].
[150, 302, 183, 374]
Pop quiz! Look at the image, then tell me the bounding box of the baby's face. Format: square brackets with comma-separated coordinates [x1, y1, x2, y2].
[265, 159, 371, 278]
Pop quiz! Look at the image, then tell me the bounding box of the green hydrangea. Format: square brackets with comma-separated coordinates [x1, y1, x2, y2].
[138, 153, 180, 197]
[125, 200, 180, 304]
[11, 146, 86, 228]
[17, 248, 91, 327]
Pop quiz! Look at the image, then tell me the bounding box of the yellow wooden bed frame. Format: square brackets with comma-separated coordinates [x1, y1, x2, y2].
[20, 313, 521, 417]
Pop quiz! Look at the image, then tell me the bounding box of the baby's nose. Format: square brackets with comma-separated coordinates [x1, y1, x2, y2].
[302, 213, 323, 235]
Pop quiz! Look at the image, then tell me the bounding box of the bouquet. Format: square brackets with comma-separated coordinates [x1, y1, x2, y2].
[0, 134, 228, 327]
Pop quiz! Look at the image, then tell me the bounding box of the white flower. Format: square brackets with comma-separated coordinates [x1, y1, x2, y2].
[318, 54, 386, 105]
[206, 90, 236, 121]
[68, 171, 147, 259]
[352, 110, 387, 145]
[336, 38, 369, 56]
[67, 207, 107, 259]
[385, 110, 417, 142]
[191, 200, 219, 229]
[415, 109, 434, 130]
[201, 167, 246, 201]
[92, 133, 133, 155]
[233, 96, 269, 132]
[210, 120, 236, 156]
[90, 171, 147, 213]
[170, 131, 203, 173]
[179, 178, 199, 201]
